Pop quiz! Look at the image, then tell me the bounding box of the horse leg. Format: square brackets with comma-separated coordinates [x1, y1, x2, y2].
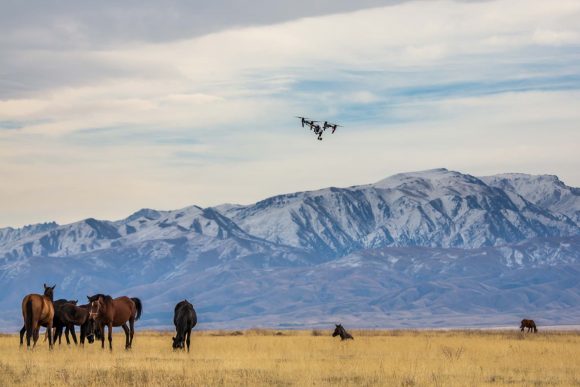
[100, 323, 106, 350]
[80, 324, 85, 346]
[32, 327, 39, 349]
[122, 324, 130, 350]
[54, 326, 61, 345]
[186, 329, 191, 353]
[69, 325, 78, 345]
[107, 323, 113, 351]
[19, 325, 26, 347]
[129, 317, 135, 348]
[25, 325, 32, 349]
[47, 323, 53, 350]
[63, 326, 70, 345]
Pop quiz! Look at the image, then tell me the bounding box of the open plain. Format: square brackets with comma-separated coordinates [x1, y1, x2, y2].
[1, 329, 579, 386]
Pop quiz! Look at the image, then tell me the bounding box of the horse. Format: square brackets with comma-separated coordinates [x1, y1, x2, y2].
[19, 298, 74, 346]
[332, 324, 354, 340]
[53, 299, 78, 345]
[520, 319, 538, 333]
[87, 294, 142, 350]
[172, 300, 197, 352]
[20, 284, 56, 349]
[56, 302, 100, 345]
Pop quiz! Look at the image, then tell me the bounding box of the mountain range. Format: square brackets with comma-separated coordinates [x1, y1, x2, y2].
[1, 168, 579, 331]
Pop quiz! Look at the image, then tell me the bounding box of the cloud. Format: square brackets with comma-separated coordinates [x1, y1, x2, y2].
[1, 0, 580, 227]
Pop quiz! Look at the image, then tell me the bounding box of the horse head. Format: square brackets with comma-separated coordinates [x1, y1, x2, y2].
[43, 283, 56, 300]
[172, 335, 185, 350]
[332, 324, 343, 338]
[87, 294, 106, 321]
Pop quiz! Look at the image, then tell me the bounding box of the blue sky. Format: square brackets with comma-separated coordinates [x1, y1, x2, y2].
[1, 0, 579, 227]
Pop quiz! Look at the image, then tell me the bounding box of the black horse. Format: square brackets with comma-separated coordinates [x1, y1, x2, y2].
[332, 324, 354, 340]
[172, 300, 197, 352]
[56, 302, 101, 345]
[53, 299, 79, 345]
[520, 319, 538, 333]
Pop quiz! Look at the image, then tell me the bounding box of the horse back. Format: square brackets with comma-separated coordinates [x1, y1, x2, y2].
[110, 296, 136, 326]
[21, 294, 54, 326]
[61, 303, 89, 325]
[174, 301, 196, 330]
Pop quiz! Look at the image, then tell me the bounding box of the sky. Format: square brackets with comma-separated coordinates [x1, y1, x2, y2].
[1, 0, 579, 228]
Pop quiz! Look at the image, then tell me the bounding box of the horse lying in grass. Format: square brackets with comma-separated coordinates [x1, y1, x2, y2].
[332, 324, 354, 341]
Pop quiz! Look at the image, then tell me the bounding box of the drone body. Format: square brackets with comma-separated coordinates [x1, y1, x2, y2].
[296, 116, 342, 140]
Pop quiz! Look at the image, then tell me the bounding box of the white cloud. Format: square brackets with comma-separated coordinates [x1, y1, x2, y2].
[1, 0, 580, 227]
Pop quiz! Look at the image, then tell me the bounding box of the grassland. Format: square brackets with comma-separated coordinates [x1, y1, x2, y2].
[0, 329, 579, 386]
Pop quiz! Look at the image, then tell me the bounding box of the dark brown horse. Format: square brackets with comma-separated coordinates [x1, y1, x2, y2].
[21, 284, 56, 349]
[520, 319, 538, 333]
[332, 324, 354, 340]
[56, 302, 98, 345]
[87, 294, 142, 350]
[53, 299, 78, 345]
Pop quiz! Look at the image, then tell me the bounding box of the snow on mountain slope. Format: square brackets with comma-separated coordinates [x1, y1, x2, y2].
[481, 173, 580, 226]
[0, 206, 301, 261]
[0, 222, 59, 246]
[217, 169, 579, 255]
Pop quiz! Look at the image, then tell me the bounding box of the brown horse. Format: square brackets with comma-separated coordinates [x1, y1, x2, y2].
[520, 319, 538, 333]
[87, 294, 142, 350]
[21, 284, 56, 349]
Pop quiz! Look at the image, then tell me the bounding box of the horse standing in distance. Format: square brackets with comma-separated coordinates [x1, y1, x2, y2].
[87, 294, 142, 350]
[332, 324, 354, 341]
[21, 284, 56, 349]
[172, 300, 197, 352]
[520, 319, 538, 333]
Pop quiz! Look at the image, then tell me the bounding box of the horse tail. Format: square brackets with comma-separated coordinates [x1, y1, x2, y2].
[25, 297, 34, 333]
[131, 298, 142, 321]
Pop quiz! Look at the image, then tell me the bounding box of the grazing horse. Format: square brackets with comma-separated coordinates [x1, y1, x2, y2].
[87, 294, 142, 350]
[520, 319, 538, 333]
[21, 284, 56, 349]
[332, 324, 354, 340]
[172, 300, 197, 352]
[56, 302, 101, 345]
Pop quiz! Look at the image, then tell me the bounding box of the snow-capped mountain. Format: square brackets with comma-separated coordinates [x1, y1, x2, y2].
[0, 169, 579, 330]
[481, 173, 580, 226]
[217, 168, 578, 255]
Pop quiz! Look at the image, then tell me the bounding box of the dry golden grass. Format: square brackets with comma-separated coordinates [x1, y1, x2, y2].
[1, 329, 579, 386]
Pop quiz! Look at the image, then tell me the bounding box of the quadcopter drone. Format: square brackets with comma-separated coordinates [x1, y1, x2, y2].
[296, 116, 342, 140]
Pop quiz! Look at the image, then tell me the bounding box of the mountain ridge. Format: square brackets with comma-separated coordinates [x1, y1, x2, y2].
[1, 168, 578, 330]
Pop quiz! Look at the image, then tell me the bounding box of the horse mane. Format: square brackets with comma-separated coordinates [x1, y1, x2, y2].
[89, 293, 113, 303]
